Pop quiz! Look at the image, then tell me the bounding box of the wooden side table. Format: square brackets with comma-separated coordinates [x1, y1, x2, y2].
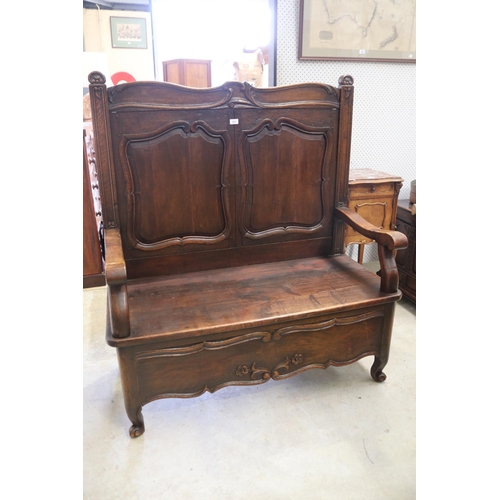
[395, 199, 416, 302]
[162, 59, 212, 88]
[346, 169, 403, 263]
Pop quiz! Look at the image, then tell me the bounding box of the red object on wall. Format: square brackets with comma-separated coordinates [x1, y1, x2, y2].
[111, 72, 136, 85]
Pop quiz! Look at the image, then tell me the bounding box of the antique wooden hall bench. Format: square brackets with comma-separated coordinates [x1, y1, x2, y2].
[88, 72, 408, 437]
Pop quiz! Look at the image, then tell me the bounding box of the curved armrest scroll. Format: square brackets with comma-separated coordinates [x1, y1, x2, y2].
[104, 228, 130, 338]
[335, 207, 408, 293]
[335, 207, 408, 251]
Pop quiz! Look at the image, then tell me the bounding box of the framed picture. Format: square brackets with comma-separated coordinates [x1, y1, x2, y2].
[299, 0, 416, 63]
[110, 17, 147, 49]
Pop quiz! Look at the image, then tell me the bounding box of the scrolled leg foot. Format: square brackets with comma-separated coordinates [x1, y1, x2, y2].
[371, 356, 387, 383]
[129, 424, 145, 438]
[128, 409, 145, 438]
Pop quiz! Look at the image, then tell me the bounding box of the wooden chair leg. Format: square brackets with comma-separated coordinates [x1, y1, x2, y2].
[357, 243, 365, 264]
[370, 355, 388, 382]
[117, 348, 145, 438]
[370, 303, 395, 382]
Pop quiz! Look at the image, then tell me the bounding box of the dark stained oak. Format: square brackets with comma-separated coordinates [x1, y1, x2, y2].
[109, 255, 399, 347]
[89, 72, 408, 437]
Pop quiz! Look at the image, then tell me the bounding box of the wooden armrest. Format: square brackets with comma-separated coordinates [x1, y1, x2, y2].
[104, 228, 127, 285]
[104, 228, 130, 338]
[335, 206, 408, 294]
[335, 207, 408, 251]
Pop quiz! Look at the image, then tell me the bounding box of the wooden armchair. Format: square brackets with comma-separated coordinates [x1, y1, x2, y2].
[89, 72, 408, 437]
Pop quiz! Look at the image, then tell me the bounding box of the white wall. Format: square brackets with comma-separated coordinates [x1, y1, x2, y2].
[276, 0, 416, 201]
[83, 8, 155, 84]
[151, 0, 272, 87]
[276, 0, 416, 261]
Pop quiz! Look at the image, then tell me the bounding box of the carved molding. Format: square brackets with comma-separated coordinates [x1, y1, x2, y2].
[240, 117, 330, 240]
[242, 223, 325, 241]
[92, 86, 103, 100]
[120, 120, 232, 251]
[137, 331, 272, 362]
[235, 355, 302, 381]
[137, 311, 384, 362]
[338, 76, 354, 102]
[109, 83, 235, 109]
[88, 71, 106, 85]
[239, 82, 339, 109]
[338, 75, 354, 86]
[343, 87, 353, 100]
[142, 348, 379, 404]
[89, 75, 119, 228]
[272, 311, 384, 340]
[234, 349, 382, 383]
[142, 351, 379, 405]
[354, 201, 388, 229]
[108, 80, 339, 111]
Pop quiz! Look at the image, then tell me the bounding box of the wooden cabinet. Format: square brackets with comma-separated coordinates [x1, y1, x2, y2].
[346, 169, 403, 263]
[162, 59, 211, 88]
[83, 122, 105, 288]
[395, 199, 416, 302]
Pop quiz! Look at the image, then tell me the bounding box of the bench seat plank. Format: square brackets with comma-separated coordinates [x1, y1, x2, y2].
[109, 255, 400, 347]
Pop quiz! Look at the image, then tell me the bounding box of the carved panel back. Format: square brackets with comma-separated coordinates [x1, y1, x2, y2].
[236, 108, 338, 246]
[110, 108, 235, 259]
[89, 76, 353, 278]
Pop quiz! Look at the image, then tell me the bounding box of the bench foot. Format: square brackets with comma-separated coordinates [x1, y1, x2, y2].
[370, 356, 387, 382]
[129, 410, 145, 438]
[117, 347, 145, 437]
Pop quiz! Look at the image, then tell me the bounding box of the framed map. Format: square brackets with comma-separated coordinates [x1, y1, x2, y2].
[299, 0, 416, 62]
[110, 17, 148, 49]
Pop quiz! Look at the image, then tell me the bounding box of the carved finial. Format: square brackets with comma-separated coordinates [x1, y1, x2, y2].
[338, 75, 354, 86]
[88, 71, 106, 85]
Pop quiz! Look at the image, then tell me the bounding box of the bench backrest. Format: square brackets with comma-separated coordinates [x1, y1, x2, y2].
[89, 73, 354, 279]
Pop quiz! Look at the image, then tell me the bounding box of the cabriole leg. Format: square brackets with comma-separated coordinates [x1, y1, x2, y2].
[370, 302, 396, 383]
[116, 347, 145, 438]
[371, 356, 387, 382]
[128, 408, 145, 438]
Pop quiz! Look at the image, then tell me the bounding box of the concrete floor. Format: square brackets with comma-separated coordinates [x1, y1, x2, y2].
[83, 272, 416, 500]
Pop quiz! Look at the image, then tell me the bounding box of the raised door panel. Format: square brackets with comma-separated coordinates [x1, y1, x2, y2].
[110, 109, 235, 258]
[345, 197, 394, 244]
[236, 109, 338, 246]
[127, 129, 225, 242]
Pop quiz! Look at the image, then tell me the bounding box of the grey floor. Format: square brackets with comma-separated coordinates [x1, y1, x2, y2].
[83, 265, 416, 500]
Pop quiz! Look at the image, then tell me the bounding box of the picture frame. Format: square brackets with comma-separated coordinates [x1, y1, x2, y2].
[299, 0, 416, 63]
[110, 17, 147, 49]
